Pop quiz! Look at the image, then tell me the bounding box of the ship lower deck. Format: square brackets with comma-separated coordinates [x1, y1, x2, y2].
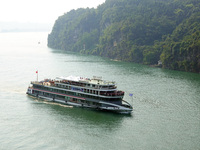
[26, 88, 133, 114]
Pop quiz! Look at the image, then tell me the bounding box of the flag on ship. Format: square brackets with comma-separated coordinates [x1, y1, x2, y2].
[36, 70, 38, 81]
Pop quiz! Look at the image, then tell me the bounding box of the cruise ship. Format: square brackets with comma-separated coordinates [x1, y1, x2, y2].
[26, 76, 133, 114]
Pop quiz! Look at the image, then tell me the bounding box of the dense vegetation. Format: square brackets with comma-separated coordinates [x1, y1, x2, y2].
[48, 0, 200, 73]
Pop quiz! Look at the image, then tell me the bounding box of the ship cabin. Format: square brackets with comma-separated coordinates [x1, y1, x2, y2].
[30, 76, 124, 105]
[53, 76, 124, 98]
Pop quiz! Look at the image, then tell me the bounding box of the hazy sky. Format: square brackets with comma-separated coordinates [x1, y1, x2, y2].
[0, 0, 105, 24]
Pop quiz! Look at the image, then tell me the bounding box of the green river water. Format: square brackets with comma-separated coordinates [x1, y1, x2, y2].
[0, 32, 199, 150]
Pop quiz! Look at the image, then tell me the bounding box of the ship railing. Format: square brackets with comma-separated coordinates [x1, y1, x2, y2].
[31, 81, 53, 86]
[100, 86, 117, 89]
[54, 80, 118, 90]
[122, 100, 133, 109]
[109, 86, 117, 89]
[55, 80, 87, 88]
[100, 91, 124, 97]
[31, 81, 43, 85]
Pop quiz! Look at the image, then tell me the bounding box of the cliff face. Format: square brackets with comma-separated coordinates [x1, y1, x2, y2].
[48, 0, 200, 73]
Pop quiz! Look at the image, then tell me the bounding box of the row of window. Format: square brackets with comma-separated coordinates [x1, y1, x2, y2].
[55, 82, 115, 89]
[33, 85, 121, 102]
[56, 84, 100, 95]
[34, 90, 101, 106]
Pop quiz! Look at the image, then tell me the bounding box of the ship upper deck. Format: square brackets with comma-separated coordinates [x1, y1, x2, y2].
[30, 76, 124, 97]
[31, 76, 119, 91]
[56, 76, 116, 86]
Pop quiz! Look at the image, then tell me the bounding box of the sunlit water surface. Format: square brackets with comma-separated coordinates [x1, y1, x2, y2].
[0, 32, 199, 150]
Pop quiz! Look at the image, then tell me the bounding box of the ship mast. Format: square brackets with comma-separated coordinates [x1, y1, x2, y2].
[36, 70, 38, 81]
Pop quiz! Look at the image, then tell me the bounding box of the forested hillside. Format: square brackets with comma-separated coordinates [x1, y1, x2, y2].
[48, 0, 200, 73]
